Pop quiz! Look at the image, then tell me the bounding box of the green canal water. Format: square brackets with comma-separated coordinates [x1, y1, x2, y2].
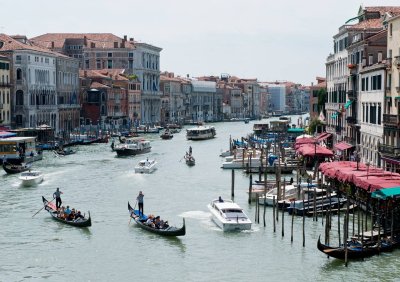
[1, 116, 400, 281]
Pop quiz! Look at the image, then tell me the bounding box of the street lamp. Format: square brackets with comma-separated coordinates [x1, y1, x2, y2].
[366, 161, 370, 179]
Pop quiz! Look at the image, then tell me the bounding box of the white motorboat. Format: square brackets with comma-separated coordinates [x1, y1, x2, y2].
[134, 159, 157, 174]
[221, 157, 263, 169]
[186, 126, 216, 140]
[19, 170, 44, 186]
[115, 139, 151, 156]
[208, 198, 252, 231]
[258, 185, 298, 206]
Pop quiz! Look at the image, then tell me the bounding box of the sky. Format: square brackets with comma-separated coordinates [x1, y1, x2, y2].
[1, 0, 400, 85]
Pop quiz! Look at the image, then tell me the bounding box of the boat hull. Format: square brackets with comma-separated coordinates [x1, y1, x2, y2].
[208, 204, 252, 231]
[42, 196, 91, 227]
[128, 202, 185, 236]
[115, 147, 151, 156]
[20, 175, 44, 186]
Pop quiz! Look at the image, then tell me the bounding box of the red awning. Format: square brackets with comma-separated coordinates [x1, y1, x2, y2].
[334, 141, 353, 151]
[296, 143, 334, 158]
[317, 132, 332, 141]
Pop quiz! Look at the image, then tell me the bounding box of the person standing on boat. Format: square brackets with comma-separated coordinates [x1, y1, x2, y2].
[53, 187, 63, 209]
[189, 146, 192, 155]
[137, 191, 144, 216]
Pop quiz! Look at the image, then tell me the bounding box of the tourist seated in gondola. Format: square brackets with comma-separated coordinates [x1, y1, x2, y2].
[159, 220, 169, 229]
[154, 216, 161, 229]
[347, 238, 362, 248]
[64, 206, 71, 217]
[58, 206, 65, 219]
[75, 210, 85, 220]
[67, 209, 76, 221]
[146, 215, 155, 227]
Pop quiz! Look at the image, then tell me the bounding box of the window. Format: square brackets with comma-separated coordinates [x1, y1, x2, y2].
[16, 68, 22, 80]
[96, 59, 101, 69]
[108, 52, 113, 58]
[107, 60, 112, 69]
[16, 55, 21, 64]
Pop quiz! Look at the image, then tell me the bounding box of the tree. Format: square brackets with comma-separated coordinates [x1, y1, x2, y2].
[307, 117, 324, 135]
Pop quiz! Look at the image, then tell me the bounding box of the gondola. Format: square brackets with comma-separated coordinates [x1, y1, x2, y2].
[128, 202, 185, 236]
[2, 162, 32, 174]
[184, 154, 195, 166]
[42, 196, 91, 227]
[317, 235, 387, 260]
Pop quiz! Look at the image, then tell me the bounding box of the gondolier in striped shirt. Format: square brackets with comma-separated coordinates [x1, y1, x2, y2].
[137, 191, 144, 216]
[53, 187, 63, 209]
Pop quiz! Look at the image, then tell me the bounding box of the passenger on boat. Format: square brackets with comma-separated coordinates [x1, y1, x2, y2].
[154, 216, 161, 229]
[58, 206, 65, 219]
[218, 196, 224, 203]
[64, 206, 71, 217]
[189, 146, 192, 155]
[67, 209, 75, 221]
[146, 215, 155, 227]
[75, 211, 84, 220]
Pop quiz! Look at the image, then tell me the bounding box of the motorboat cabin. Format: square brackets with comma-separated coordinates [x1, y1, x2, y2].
[208, 198, 251, 231]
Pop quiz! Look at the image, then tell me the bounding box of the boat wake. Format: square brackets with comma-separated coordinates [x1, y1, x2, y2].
[179, 210, 210, 220]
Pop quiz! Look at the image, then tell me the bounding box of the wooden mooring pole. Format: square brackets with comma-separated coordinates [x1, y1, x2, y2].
[248, 174, 252, 204]
[273, 196, 276, 233]
[231, 169, 235, 199]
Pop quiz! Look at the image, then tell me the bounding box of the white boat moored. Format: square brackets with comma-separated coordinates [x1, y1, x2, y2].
[19, 170, 44, 186]
[208, 198, 252, 231]
[134, 159, 157, 174]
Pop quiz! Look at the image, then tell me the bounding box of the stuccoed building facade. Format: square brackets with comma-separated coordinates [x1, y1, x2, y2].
[189, 80, 217, 122]
[0, 34, 80, 132]
[0, 55, 11, 127]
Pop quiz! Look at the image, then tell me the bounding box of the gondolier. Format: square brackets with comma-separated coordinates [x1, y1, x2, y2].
[53, 187, 63, 209]
[137, 191, 144, 216]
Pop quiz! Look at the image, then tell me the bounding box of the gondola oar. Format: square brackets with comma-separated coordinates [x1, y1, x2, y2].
[32, 198, 55, 218]
[128, 201, 138, 225]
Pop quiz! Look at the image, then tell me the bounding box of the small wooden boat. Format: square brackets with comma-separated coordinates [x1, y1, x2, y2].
[19, 170, 44, 186]
[184, 154, 195, 166]
[3, 162, 32, 174]
[54, 148, 76, 156]
[42, 196, 91, 227]
[160, 129, 173, 140]
[128, 202, 185, 236]
[316, 235, 392, 260]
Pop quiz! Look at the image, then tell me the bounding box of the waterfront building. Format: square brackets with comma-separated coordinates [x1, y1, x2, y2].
[31, 33, 162, 125]
[0, 34, 80, 132]
[132, 42, 162, 124]
[326, 6, 399, 147]
[267, 84, 286, 113]
[309, 77, 326, 120]
[381, 14, 400, 171]
[189, 80, 216, 122]
[160, 72, 186, 125]
[0, 55, 11, 127]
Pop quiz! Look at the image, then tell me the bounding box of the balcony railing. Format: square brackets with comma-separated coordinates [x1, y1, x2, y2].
[0, 82, 11, 87]
[347, 90, 356, 99]
[383, 114, 398, 128]
[346, 116, 356, 124]
[379, 144, 400, 159]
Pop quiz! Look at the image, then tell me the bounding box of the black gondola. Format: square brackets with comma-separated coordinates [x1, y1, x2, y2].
[184, 154, 195, 166]
[128, 202, 185, 236]
[42, 196, 91, 228]
[53, 148, 76, 156]
[2, 162, 31, 174]
[316, 235, 393, 260]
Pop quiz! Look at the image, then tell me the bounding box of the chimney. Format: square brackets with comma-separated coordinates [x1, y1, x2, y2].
[368, 54, 373, 65]
[129, 38, 134, 42]
[84, 70, 87, 77]
[378, 51, 382, 63]
[124, 35, 127, 41]
[91, 42, 95, 48]
[51, 41, 54, 49]
[114, 42, 118, 48]
[84, 36, 87, 46]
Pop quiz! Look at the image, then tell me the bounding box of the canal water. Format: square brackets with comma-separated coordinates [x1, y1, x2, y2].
[1, 115, 400, 282]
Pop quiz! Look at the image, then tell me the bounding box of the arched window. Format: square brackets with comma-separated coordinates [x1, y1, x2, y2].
[16, 90, 24, 105]
[16, 68, 22, 80]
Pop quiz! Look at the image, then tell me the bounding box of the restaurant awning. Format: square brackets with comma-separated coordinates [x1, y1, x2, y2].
[334, 141, 354, 151]
[296, 143, 334, 158]
[316, 132, 332, 141]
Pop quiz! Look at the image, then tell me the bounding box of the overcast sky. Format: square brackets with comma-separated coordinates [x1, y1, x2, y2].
[1, 0, 400, 84]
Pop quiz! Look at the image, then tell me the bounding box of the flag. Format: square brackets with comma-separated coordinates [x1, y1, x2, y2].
[318, 111, 325, 122]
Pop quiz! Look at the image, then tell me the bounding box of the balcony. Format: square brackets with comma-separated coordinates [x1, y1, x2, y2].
[378, 144, 400, 159]
[383, 114, 398, 128]
[386, 58, 392, 69]
[347, 90, 356, 100]
[395, 56, 400, 69]
[346, 116, 356, 124]
[0, 82, 11, 87]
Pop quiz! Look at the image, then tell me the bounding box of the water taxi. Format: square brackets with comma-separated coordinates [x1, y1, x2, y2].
[208, 198, 251, 231]
[186, 126, 216, 140]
